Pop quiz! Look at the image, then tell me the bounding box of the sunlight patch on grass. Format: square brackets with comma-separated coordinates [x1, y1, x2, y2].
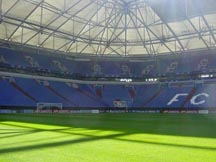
[116, 133, 216, 149]
[0, 114, 216, 162]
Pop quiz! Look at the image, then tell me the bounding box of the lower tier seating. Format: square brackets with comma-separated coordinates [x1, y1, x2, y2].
[0, 76, 214, 108]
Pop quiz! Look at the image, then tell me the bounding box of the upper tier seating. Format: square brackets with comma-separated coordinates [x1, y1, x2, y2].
[1, 47, 216, 77]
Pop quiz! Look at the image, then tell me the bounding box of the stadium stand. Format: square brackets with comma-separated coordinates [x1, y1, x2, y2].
[1, 47, 216, 110]
[1, 47, 216, 78]
[0, 73, 215, 110]
[0, 77, 35, 106]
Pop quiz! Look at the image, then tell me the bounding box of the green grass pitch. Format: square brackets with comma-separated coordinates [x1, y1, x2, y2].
[0, 113, 216, 162]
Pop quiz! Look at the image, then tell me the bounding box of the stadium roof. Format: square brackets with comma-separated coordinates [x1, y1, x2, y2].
[1, 0, 216, 56]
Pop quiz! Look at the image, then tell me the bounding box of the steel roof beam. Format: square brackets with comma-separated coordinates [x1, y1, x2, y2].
[187, 18, 209, 49]
[102, 13, 124, 55]
[161, 23, 185, 53]
[107, 46, 122, 56]
[7, 0, 43, 41]
[94, 1, 121, 55]
[63, 0, 110, 54]
[78, 43, 90, 54]
[191, 2, 216, 46]
[2, 0, 20, 16]
[3, 15, 123, 45]
[128, 11, 150, 55]
[72, 1, 110, 54]
[137, 7, 156, 54]
[54, 40, 72, 52]
[4, 14, 216, 47]
[39, 1, 94, 47]
[23, 0, 83, 46]
[69, 10, 121, 44]
[132, 6, 174, 55]
[201, 15, 216, 46]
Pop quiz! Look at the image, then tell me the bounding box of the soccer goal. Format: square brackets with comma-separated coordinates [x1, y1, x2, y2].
[36, 102, 63, 113]
[113, 100, 127, 108]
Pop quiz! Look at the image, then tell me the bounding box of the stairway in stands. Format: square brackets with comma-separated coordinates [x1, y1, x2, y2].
[79, 88, 108, 107]
[181, 87, 197, 108]
[46, 86, 76, 105]
[128, 88, 135, 99]
[9, 79, 37, 102]
[142, 86, 163, 107]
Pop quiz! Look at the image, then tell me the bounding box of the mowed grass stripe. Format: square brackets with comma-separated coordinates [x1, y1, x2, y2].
[0, 113, 216, 162]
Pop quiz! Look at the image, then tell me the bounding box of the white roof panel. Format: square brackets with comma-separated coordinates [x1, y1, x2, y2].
[1, 0, 216, 56]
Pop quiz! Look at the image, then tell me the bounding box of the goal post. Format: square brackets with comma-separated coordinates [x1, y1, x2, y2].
[36, 102, 63, 113]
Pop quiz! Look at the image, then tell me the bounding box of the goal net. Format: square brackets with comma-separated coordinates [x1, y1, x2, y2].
[113, 100, 127, 108]
[36, 102, 63, 113]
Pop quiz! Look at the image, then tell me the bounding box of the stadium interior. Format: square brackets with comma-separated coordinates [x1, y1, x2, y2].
[1, 0, 216, 112]
[1, 1, 216, 162]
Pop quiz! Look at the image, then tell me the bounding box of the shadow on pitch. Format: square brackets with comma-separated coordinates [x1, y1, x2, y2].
[0, 121, 216, 155]
[0, 131, 126, 155]
[0, 113, 216, 139]
[0, 127, 41, 139]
